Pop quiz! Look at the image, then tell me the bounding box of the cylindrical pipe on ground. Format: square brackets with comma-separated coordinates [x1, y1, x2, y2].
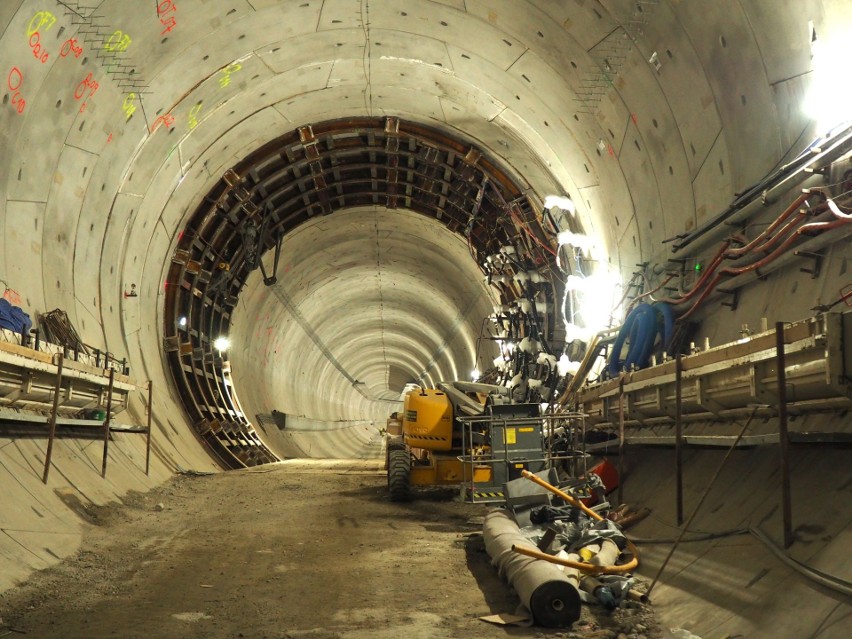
[483, 509, 582, 628]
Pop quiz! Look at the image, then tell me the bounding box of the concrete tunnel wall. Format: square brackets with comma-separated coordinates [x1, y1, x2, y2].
[0, 0, 850, 630]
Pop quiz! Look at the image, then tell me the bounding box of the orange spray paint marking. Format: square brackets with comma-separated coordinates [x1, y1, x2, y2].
[29, 31, 49, 63]
[60, 37, 84, 59]
[157, 0, 178, 35]
[74, 72, 99, 113]
[150, 113, 175, 133]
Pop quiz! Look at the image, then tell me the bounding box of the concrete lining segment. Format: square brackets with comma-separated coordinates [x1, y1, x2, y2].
[0, 2, 849, 634]
[231, 204, 496, 427]
[163, 116, 546, 467]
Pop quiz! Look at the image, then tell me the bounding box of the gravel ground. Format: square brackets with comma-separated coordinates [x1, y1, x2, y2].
[0, 460, 663, 639]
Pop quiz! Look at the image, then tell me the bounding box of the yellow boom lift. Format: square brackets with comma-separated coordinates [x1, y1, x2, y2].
[385, 382, 548, 502]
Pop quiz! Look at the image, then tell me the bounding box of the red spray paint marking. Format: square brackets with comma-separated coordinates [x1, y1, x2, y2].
[150, 113, 175, 133]
[7, 67, 26, 114]
[157, 0, 178, 35]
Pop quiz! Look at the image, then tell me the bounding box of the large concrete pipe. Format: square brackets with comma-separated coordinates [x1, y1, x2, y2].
[483, 509, 582, 628]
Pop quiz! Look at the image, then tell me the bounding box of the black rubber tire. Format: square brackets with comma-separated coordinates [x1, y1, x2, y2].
[387, 448, 411, 502]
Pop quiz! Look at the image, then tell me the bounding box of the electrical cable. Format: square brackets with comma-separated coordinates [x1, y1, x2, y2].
[627, 529, 749, 544]
[749, 526, 852, 599]
[667, 122, 852, 251]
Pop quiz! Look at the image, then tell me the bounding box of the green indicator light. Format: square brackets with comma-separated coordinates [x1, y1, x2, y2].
[695, 263, 702, 272]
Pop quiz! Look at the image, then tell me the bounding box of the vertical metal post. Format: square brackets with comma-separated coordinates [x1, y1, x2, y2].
[145, 380, 153, 476]
[775, 322, 794, 548]
[647, 407, 758, 598]
[675, 354, 684, 525]
[617, 376, 626, 506]
[101, 368, 115, 478]
[42, 353, 65, 484]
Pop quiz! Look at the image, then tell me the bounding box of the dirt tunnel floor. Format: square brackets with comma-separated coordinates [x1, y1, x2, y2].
[0, 460, 663, 639]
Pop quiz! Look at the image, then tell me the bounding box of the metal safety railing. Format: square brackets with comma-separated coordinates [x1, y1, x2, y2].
[0, 334, 153, 483]
[455, 411, 592, 502]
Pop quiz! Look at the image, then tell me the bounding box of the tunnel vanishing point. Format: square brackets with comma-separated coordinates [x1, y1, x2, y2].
[1, 1, 851, 636]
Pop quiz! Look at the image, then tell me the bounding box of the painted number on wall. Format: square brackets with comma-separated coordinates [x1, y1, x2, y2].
[28, 31, 50, 63]
[7, 67, 26, 114]
[188, 102, 202, 129]
[157, 0, 178, 35]
[26, 11, 56, 37]
[60, 37, 83, 59]
[104, 30, 132, 52]
[151, 113, 175, 133]
[122, 92, 137, 120]
[75, 72, 99, 113]
[218, 63, 241, 88]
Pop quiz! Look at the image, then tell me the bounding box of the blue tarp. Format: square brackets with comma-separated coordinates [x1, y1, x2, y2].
[0, 298, 33, 335]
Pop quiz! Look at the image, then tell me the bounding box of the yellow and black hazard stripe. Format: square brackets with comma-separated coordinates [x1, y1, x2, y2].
[472, 491, 504, 500]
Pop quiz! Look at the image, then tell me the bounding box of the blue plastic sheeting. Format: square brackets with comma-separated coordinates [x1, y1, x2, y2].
[0, 298, 32, 335]
[606, 302, 674, 377]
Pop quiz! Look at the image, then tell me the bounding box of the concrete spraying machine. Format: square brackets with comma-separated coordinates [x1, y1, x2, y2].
[385, 381, 554, 502]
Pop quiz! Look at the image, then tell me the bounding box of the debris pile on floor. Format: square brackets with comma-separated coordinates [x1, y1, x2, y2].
[482, 468, 658, 634]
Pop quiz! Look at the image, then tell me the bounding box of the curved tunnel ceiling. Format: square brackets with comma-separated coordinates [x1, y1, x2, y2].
[1, 0, 850, 468]
[164, 117, 557, 467]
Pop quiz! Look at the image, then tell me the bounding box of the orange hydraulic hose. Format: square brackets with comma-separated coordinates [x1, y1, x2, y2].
[724, 192, 810, 257]
[658, 239, 731, 305]
[723, 218, 848, 276]
[678, 217, 850, 320]
[737, 206, 809, 256]
[521, 469, 604, 520]
[661, 192, 816, 308]
[517, 470, 641, 573]
[512, 543, 638, 574]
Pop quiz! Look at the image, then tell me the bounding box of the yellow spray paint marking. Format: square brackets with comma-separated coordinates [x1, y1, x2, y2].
[188, 103, 203, 129]
[218, 63, 242, 88]
[122, 92, 136, 120]
[104, 30, 132, 52]
[27, 11, 56, 37]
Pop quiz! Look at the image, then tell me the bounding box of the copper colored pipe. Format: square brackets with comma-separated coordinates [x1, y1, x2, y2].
[724, 192, 809, 257]
[678, 217, 850, 320]
[659, 240, 731, 305]
[627, 589, 650, 603]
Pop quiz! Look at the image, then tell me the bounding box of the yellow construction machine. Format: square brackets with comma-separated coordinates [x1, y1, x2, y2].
[385, 382, 548, 502]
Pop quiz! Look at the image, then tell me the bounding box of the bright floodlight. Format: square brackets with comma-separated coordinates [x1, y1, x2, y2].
[471, 368, 480, 380]
[805, 25, 852, 134]
[213, 336, 231, 351]
[544, 194, 576, 214]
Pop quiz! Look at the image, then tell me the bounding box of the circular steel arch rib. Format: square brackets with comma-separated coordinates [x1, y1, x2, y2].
[163, 116, 551, 468]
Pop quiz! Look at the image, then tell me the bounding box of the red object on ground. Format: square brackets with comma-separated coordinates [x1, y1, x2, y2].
[589, 458, 619, 494]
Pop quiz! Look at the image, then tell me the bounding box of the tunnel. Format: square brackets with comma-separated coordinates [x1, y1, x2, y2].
[1, 1, 850, 637]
